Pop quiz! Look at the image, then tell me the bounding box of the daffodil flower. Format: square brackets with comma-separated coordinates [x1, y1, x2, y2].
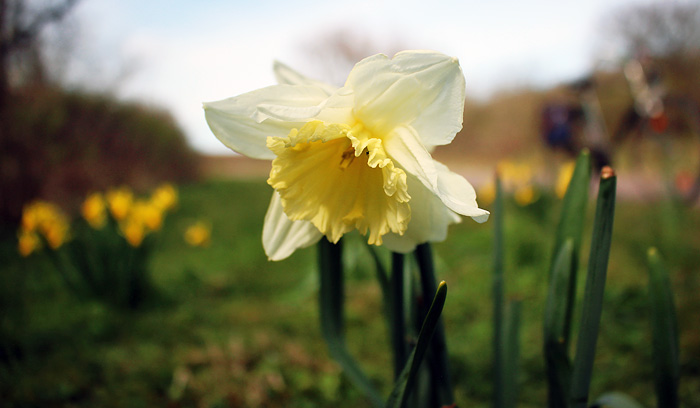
[204, 51, 489, 260]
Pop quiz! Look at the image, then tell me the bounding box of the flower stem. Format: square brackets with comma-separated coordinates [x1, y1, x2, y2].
[391, 252, 407, 380]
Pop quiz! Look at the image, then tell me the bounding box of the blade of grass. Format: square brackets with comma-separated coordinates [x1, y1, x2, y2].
[318, 238, 383, 407]
[385, 281, 448, 408]
[647, 247, 680, 408]
[543, 239, 575, 408]
[570, 167, 617, 408]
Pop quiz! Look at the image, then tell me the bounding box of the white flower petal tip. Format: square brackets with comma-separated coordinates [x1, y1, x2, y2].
[470, 211, 490, 224]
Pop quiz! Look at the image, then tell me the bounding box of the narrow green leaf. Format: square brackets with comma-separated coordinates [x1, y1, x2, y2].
[592, 391, 646, 408]
[543, 239, 575, 408]
[493, 173, 506, 408]
[386, 281, 448, 408]
[502, 299, 522, 408]
[550, 151, 591, 351]
[647, 247, 680, 408]
[570, 168, 617, 408]
[318, 239, 384, 407]
[551, 151, 591, 272]
[415, 243, 454, 406]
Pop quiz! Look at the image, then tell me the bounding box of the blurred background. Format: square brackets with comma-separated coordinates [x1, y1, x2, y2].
[1, 0, 699, 407]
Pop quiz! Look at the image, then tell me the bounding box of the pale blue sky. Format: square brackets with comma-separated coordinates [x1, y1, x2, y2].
[67, 0, 653, 154]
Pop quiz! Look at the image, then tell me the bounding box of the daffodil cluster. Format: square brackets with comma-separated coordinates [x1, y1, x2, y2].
[17, 183, 179, 309]
[95, 184, 178, 247]
[205, 51, 489, 260]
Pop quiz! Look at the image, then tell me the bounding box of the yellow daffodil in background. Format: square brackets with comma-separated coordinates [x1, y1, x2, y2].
[497, 161, 539, 206]
[184, 221, 211, 247]
[477, 179, 496, 207]
[205, 51, 489, 260]
[82, 192, 107, 229]
[18, 201, 70, 252]
[151, 183, 178, 212]
[119, 200, 165, 247]
[131, 200, 164, 232]
[556, 161, 576, 199]
[514, 185, 538, 206]
[115, 187, 178, 247]
[120, 217, 146, 247]
[106, 187, 134, 221]
[18, 230, 41, 257]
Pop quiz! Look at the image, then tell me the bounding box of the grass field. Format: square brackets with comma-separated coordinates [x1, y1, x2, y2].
[2, 178, 699, 407]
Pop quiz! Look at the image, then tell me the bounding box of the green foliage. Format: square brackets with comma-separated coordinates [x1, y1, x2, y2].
[1, 179, 699, 407]
[543, 152, 592, 408]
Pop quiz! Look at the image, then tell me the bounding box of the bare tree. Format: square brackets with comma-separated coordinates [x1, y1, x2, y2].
[607, 2, 700, 58]
[301, 27, 409, 86]
[0, 0, 80, 109]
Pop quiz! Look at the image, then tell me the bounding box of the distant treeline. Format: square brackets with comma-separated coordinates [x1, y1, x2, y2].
[0, 85, 201, 233]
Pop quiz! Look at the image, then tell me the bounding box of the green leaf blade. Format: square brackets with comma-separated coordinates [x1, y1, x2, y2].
[647, 247, 680, 408]
[544, 239, 575, 408]
[385, 281, 448, 408]
[569, 169, 617, 408]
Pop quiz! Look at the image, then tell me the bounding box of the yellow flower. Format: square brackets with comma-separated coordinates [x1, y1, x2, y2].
[556, 161, 576, 199]
[497, 160, 539, 206]
[131, 200, 164, 232]
[151, 183, 178, 212]
[121, 218, 145, 247]
[477, 179, 496, 207]
[41, 218, 70, 249]
[20, 201, 70, 249]
[106, 187, 133, 221]
[184, 221, 211, 247]
[18, 230, 40, 257]
[82, 192, 107, 229]
[204, 51, 489, 260]
[514, 185, 538, 206]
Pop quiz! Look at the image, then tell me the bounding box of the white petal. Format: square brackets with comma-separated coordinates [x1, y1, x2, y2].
[382, 175, 461, 253]
[385, 125, 439, 190]
[203, 84, 331, 159]
[262, 192, 323, 261]
[273, 61, 338, 95]
[346, 50, 466, 146]
[432, 161, 490, 222]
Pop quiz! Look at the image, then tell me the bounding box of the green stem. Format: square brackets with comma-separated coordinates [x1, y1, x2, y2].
[318, 238, 383, 407]
[391, 252, 407, 380]
[493, 173, 505, 408]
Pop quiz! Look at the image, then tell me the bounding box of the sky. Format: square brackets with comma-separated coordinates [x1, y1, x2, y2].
[63, 0, 654, 154]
